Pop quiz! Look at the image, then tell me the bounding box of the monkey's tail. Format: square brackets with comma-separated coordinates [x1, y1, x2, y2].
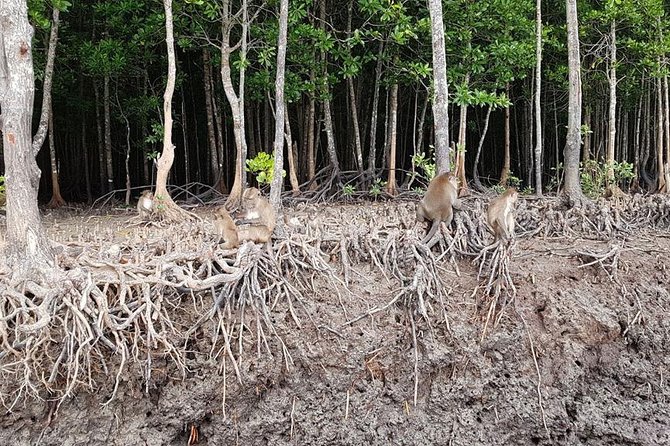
[421, 220, 441, 245]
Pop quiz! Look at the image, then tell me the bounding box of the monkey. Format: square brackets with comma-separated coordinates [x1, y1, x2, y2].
[237, 224, 273, 244]
[239, 187, 277, 234]
[137, 190, 154, 219]
[415, 172, 462, 244]
[213, 207, 240, 249]
[486, 187, 519, 241]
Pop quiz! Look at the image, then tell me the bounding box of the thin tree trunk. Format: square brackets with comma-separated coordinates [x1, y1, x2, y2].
[306, 83, 317, 188]
[221, 0, 248, 206]
[534, 0, 543, 195]
[583, 106, 591, 162]
[81, 80, 92, 203]
[664, 74, 670, 190]
[154, 0, 188, 219]
[428, 0, 451, 174]
[456, 74, 469, 192]
[656, 77, 666, 192]
[473, 105, 492, 190]
[32, 6, 59, 155]
[103, 74, 114, 193]
[270, 0, 288, 208]
[0, 0, 55, 272]
[500, 84, 511, 185]
[319, 0, 340, 179]
[47, 104, 65, 207]
[606, 19, 617, 188]
[94, 82, 106, 192]
[285, 110, 301, 194]
[386, 82, 398, 195]
[563, 0, 585, 205]
[346, 0, 363, 174]
[416, 89, 428, 156]
[367, 41, 384, 178]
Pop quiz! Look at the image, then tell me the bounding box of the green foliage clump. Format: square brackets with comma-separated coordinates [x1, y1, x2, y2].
[246, 152, 286, 186]
[342, 183, 356, 197]
[369, 178, 387, 198]
[411, 152, 436, 182]
[580, 160, 634, 198]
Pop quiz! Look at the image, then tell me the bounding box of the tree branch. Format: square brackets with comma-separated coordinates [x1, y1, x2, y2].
[31, 7, 60, 157]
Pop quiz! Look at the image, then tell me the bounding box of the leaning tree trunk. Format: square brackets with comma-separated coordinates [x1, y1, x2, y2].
[0, 0, 55, 274]
[203, 48, 219, 188]
[534, 0, 543, 196]
[472, 105, 492, 190]
[562, 0, 585, 206]
[154, 0, 189, 219]
[428, 0, 451, 174]
[367, 41, 384, 179]
[456, 74, 469, 193]
[221, 0, 248, 207]
[32, 6, 59, 153]
[269, 0, 288, 208]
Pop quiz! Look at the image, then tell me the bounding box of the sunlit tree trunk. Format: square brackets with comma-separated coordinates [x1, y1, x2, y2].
[427, 0, 450, 174]
[270, 0, 288, 208]
[563, 0, 585, 205]
[605, 19, 617, 189]
[0, 0, 55, 274]
[221, 0, 248, 206]
[534, 0, 543, 195]
[385, 82, 398, 196]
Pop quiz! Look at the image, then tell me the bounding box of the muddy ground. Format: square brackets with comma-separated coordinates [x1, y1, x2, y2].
[1, 201, 669, 446]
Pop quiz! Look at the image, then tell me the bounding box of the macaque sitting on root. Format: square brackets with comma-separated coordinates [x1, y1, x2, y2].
[486, 187, 519, 242]
[213, 207, 240, 249]
[238, 187, 277, 233]
[137, 190, 154, 219]
[415, 172, 462, 244]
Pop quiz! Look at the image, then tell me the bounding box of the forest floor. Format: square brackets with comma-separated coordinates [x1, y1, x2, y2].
[0, 197, 669, 446]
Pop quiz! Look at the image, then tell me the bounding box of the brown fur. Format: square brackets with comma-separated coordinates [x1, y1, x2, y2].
[213, 207, 240, 249]
[487, 188, 519, 241]
[240, 187, 277, 234]
[416, 172, 461, 243]
[137, 190, 154, 219]
[237, 224, 273, 244]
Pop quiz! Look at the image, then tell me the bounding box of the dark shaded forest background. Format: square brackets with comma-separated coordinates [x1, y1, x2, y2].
[5, 0, 670, 203]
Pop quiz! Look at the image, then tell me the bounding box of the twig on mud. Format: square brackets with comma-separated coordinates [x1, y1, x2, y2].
[290, 396, 297, 439]
[518, 312, 550, 439]
[409, 310, 419, 407]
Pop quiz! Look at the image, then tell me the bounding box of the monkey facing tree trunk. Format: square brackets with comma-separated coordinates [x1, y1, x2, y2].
[415, 172, 461, 244]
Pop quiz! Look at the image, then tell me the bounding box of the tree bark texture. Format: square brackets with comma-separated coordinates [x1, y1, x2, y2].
[270, 0, 288, 208]
[534, 0, 543, 195]
[0, 0, 55, 271]
[385, 82, 398, 196]
[563, 0, 585, 204]
[427, 0, 450, 174]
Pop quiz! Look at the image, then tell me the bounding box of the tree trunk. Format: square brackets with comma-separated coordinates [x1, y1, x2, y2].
[94, 81, 106, 192]
[285, 110, 301, 195]
[47, 104, 65, 207]
[154, 0, 189, 219]
[203, 48, 219, 187]
[563, 0, 585, 205]
[606, 19, 617, 188]
[534, 0, 543, 195]
[385, 82, 398, 196]
[428, 0, 451, 174]
[664, 75, 670, 190]
[104, 74, 114, 193]
[656, 77, 666, 192]
[306, 81, 317, 189]
[32, 6, 59, 154]
[0, 0, 55, 273]
[500, 84, 511, 185]
[221, 0, 248, 206]
[473, 105, 492, 190]
[346, 0, 363, 174]
[456, 75, 469, 193]
[270, 0, 288, 208]
[367, 41, 384, 178]
[319, 0, 340, 180]
[81, 79, 92, 204]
